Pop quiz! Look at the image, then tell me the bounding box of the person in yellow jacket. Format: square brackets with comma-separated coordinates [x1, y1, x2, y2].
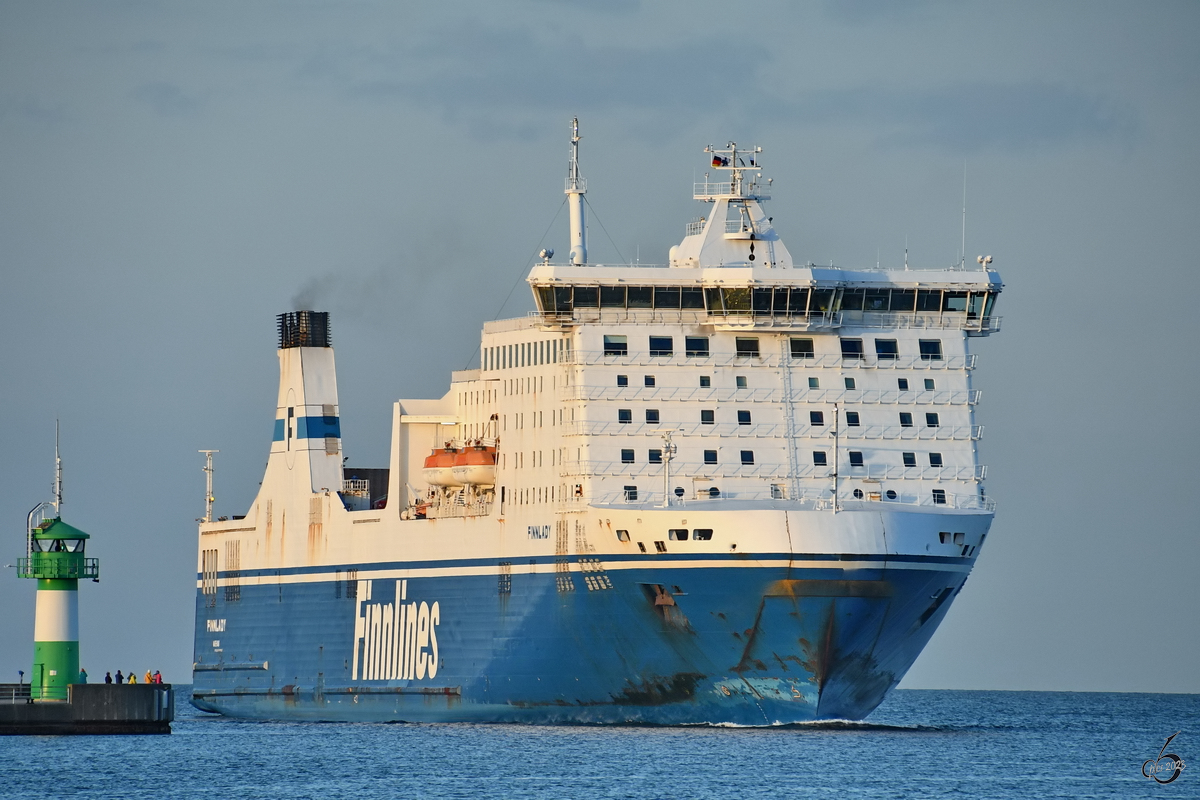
[128, 672, 137, 684]
[144, 670, 152, 684]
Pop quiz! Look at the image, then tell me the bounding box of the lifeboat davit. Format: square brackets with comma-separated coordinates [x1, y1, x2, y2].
[451, 443, 497, 487]
[423, 445, 461, 487]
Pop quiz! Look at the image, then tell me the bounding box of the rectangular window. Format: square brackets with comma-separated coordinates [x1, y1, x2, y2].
[848, 451, 864, 467]
[680, 287, 705, 308]
[925, 413, 940, 427]
[864, 288, 890, 311]
[627, 287, 653, 308]
[919, 340, 943, 361]
[645, 409, 660, 423]
[740, 450, 754, 465]
[752, 287, 773, 315]
[704, 450, 718, 465]
[616, 374, 628, 387]
[890, 290, 916, 311]
[917, 289, 942, 312]
[875, 339, 898, 360]
[685, 336, 709, 356]
[649, 449, 663, 464]
[903, 452, 916, 467]
[808, 377, 820, 389]
[653, 286, 681, 308]
[621, 449, 635, 464]
[668, 529, 689, 541]
[735, 337, 760, 357]
[601, 286, 626, 308]
[736, 376, 747, 388]
[701, 409, 715, 424]
[899, 412, 913, 427]
[737, 410, 751, 425]
[942, 291, 968, 312]
[624, 485, 638, 501]
[604, 335, 628, 356]
[932, 489, 946, 505]
[790, 338, 814, 359]
[845, 411, 860, 426]
[644, 375, 656, 387]
[841, 288, 864, 311]
[694, 528, 714, 541]
[573, 286, 599, 307]
[699, 375, 711, 387]
[810, 411, 825, 425]
[929, 452, 943, 467]
[616, 529, 630, 542]
[840, 338, 864, 359]
[648, 336, 673, 356]
[812, 451, 828, 466]
[844, 377, 856, 389]
[924, 378, 935, 391]
[897, 378, 909, 391]
[618, 409, 632, 423]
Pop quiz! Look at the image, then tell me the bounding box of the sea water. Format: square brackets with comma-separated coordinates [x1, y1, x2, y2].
[1, 689, 1194, 798]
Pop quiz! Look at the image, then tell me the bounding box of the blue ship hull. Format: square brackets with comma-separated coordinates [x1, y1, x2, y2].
[192, 552, 971, 725]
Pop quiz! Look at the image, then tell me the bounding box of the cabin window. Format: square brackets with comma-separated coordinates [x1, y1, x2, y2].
[897, 378, 909, 391]
[849, 451, 864, 467]
[845, 411, 860, 426]
[740, 450, 754, 465]
[693, 528, 714, 540]
[736, 376, 747, 389]
[899, 412, 913, 427]
[840, 338, 864, 359]
[812, 451, 828, 466]
[621, 449, 635, 464]
[644, 375, 655, 387]
[646, 409, 660, 423]
[600, 286, 626, 308]
[925, 413, 940, 428]
[790, 338, 814, 359]
[668, 529, 689, 541]
[616, 529, 630, 542]
[737, 410, 751, 425]
[685, 336, 709, 356]
[735, 337, 760, 357]
[924, 379, 935, 391]
[627, 286, 653, 308]
[604, 335, 628, 356]
[903, 452, 916, 467]
[919, 339, 943, 361]
[649, 336, 673, 356]
[810, 411, 824, 425]
[623, 486, 638, 502]
[618, 409, 632, 424]
[771, 484, 785, 499]
[932, 489, 947, 505]
[649, 449, 663, 464]
[844, 377, 856, 389]
[699, 375, 711, 387]
[617, 374, 628, 387]
[875, 339, 898, 360]
[704, 450, 718, 465]
[701, 409, 714, 424]
[929, 453, 943, 467]
[808, 377, 819, 389]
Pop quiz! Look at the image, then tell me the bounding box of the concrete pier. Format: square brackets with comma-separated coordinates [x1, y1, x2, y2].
[0, 683, 173, 735]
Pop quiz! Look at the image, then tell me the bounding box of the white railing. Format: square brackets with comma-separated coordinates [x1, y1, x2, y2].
[793, 389, 981, 405]
[560, 420, 981, 440]
[559, 487, 994, 513]
[842, 425, 983, 441]
[558, 349, 975, 371]
[425, 499, 493, 519]
[559, 460, 791, 479]
[342, 479, 370, 495]
[685, 220, 706, 236]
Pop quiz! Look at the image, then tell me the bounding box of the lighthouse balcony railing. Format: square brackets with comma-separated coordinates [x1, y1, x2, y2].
[16, 555, 99, 580]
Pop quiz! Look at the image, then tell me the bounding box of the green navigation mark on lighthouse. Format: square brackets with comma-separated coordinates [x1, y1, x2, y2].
[16, 425, 99, 701]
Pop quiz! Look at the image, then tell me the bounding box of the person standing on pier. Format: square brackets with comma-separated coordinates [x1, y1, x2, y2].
[78, 668, 88, 683]
[115, 670, 123, 684]
[104, 671, 112, 684]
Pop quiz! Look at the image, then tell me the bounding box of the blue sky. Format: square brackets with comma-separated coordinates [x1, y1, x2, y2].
[1, 0, 1197, 692]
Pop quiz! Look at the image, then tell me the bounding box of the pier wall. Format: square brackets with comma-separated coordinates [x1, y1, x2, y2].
[0, 683, 173, 735]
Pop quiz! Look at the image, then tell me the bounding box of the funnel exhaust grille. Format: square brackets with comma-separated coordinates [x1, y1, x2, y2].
[278, 311, 331, 349]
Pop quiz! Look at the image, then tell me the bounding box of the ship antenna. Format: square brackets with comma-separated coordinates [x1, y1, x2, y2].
[566, 117, 587, 265]
[199, 450, 219, 523]
[960, 163, 967, 270]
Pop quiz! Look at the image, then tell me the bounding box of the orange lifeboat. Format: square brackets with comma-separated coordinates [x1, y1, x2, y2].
[451, 442, 497, 487]
[422, 445, 462, 487]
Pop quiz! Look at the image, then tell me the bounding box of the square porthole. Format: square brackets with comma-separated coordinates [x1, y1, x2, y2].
[644, 375, 656, 387]
[621, 449, 635, 464]
[617, 375, 628, 387]
[844, 377, 856, 389]
[899, 412, 913, 427]
[736, 375, 748, 388]
[938, 532, 950, 544]
[701, 409, 714, 424]
[649, 449, 663, 464]
[813, 451, 828, 466]
[810, 411, 825, 425]
[848, 451, 864, 467]
[925, 413, 940, 427]
[646, 409, 660, 423]
[897, 378, 909, 391]
[618, 409, 632, 423]
[738, 410, 751, 425]
[699, 375, 711, 387]
[953, 532, 965, 545]
[903, 452, 916, 467]
[929, 452, 943, 467]
[808, 377, 820, 389]
[924, 378, 935, 391]
[845, 411, 860, 426]
[704, 450, 718, 465]
[740, 450, 754, 465]
[693, 529, 714, 541]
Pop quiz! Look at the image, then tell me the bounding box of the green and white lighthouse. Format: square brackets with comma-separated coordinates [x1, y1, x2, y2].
[17, 435, 98, 701]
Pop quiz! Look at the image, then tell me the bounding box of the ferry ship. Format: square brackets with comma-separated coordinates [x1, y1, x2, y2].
[192, 123, 1002, 724]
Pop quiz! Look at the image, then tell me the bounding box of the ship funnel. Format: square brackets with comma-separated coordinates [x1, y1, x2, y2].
[266, 310, 344, 494]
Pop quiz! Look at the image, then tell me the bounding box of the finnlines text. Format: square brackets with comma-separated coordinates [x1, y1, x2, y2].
[352, 579, 441, 681]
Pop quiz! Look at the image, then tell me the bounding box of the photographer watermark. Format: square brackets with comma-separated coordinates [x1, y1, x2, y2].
[1142, 732, 1185, 784]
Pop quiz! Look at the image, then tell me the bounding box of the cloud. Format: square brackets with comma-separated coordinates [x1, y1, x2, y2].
[131, 82, 202, 117]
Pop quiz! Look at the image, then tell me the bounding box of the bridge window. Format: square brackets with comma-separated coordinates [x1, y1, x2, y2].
[601, 286, 626, 308]
[604, 335, 628, 356]
[627, 286, 652, 308]
[752, 288, 773, 315]
[681, 287, 705, 309]
[654, 286, 681, 308]
[942, 291, 968, 313]
[573, 286, 599, 307]
[917, 289, 942, 312]
[890, 290, 916, 311]
[864, 288, 890, 311]
[810, 288, 837, 314]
